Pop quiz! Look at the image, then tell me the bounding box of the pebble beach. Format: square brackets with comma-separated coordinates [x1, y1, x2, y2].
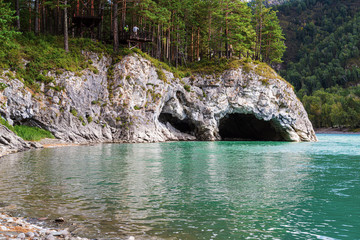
[0, 213, 88, 240]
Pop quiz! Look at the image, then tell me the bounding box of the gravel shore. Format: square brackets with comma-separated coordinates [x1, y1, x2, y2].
[0, 213, 88, 240]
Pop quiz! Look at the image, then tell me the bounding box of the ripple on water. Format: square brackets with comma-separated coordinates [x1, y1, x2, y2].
[0, 135, 359, 239]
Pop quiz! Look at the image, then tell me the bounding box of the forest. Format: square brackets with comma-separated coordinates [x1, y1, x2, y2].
[276, 0, 360, 129]
[0, 0, 285, 67]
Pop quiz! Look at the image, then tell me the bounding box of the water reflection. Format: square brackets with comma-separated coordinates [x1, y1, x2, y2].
[0, 135, 359, 239]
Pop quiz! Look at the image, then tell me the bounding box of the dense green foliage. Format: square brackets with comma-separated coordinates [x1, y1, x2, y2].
[0, 0, 21, 68]
[1, 33, 112, 88]
[2, 0, 286, 65]
[0, 0, 19, 45]
[275, 0, 360, 128]
[302, 86, 360, 129]
[276, 0, 360, 93]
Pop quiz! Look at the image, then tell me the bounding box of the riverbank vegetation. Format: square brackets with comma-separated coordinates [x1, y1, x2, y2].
[301, 86, 360, 129]
[275, 0, 360, 129]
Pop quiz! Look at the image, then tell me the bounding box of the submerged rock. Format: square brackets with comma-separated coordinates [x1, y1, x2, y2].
[0, 52, 316, 156]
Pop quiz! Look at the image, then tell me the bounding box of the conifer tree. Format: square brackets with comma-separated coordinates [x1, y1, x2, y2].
[261, 9, 285, 63]
[227, 0, 255, 58]
[0, 0, 19, 46]
[252, 0, 265, 60]
[64, 0, 68, 52]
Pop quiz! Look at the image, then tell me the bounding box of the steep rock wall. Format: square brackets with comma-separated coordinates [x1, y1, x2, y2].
[0, 53, 317, 155]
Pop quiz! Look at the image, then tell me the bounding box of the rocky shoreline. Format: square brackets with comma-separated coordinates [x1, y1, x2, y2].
[0, 212, 88, 240]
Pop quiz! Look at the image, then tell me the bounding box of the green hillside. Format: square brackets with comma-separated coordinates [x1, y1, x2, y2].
[276, 0, 360, 129]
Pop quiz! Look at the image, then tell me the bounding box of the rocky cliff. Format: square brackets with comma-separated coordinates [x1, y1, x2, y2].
[0, 52, 317, 156]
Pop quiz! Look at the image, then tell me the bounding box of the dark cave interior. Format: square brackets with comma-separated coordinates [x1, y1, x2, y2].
[159, 113, 196, 135]
[219, 113, 285, 141]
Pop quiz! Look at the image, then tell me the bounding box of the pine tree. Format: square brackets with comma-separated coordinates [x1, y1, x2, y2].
[261, 9, 285, 63]
[113, 0, 118, 52]
[64, 0, 68, 52]
[227, 0, 255, 58]
[252, 0, 265, 60]
[0, 0, 20, 46]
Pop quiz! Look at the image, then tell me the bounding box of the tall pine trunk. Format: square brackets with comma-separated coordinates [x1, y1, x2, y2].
[197, 27, 200, 61]
[225, 2, 229, 59]
[176, 26, 179, 67]
[57, 0, 61, 34]
[35, 0, 39, 34]
[28, 0, 31, 32]
[15, 0, 20, 30]
[64, 0, 69, 52]
[166, 28, 170, 61]
[190, 27, 194, 62]
[42, 1, 46, 33]
[157, 24, 161, 59]
[113, 0, 119, 52]
[98, 0, 103, 40]
[208, 10, 212, 58]
[121, 0, 126, 28]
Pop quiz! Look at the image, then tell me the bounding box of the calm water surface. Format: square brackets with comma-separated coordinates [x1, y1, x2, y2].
[0, 134, 359, 239]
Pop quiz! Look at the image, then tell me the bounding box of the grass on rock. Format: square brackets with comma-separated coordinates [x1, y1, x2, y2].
[0, 118, 54, 141]
[13, 125, 55, 141]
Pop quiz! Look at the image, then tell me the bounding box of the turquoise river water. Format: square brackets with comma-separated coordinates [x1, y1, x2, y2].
[0, 134, 359, 239]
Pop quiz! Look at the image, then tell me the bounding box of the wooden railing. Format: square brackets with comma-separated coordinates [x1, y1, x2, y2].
[119, 31, 153, 42]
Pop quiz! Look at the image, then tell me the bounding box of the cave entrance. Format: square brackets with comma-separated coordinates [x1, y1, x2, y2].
[159, 113, 196, 135]
[219, 113, 285, 141]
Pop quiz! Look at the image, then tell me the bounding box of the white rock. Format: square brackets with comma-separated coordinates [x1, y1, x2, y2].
[26, 232, 35, 237]
[17, 233, 26, 239]
[0, 226, 8, 231]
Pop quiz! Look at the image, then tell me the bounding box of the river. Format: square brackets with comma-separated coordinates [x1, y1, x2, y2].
[0, 134, 359, 239]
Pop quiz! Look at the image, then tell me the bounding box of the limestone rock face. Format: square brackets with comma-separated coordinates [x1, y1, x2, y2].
[0, 52, 317, 156]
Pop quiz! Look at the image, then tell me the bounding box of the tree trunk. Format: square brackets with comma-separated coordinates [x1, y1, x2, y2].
[98, 0, 103, 40]
[121, 0, 126, 28]
[166, 28, 170, 61]
[28, 0, 31, 32]
[208, 10, 211, 58]
[225, 2, 229, 59]
[57, 0, 61, 34]
[190, 27, 194, 62]
[110, 2, 113, 34]
[176, 25, 179, 67]
[197, 27, 200, 61]
[35, 0, 39, 34]
[255, 0, 263, 60]
[42, 0, 46, 33]
[113, 0, 119, 52]
[15, 0, 20, 30]
[157, 24, 161, 59]
[64, 0, 69, 52]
